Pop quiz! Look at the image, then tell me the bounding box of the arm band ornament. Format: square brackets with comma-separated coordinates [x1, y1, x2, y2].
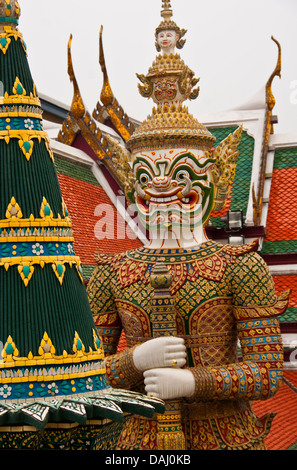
[105, 345, 143, 389]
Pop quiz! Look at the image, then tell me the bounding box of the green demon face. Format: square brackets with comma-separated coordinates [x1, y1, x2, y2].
[133, 148, 216, 239]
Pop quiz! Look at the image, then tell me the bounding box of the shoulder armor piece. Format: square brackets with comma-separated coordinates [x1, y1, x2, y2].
[94, 251, 126, 266]
[221, 239, 259, 257]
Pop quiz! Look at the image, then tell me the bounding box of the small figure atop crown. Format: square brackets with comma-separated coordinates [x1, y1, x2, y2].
[135, 0, 199, 111]
[155, 0, 187, 54]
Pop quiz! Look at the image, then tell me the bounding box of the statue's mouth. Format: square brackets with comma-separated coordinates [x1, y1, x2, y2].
[136, 190, 198, 213]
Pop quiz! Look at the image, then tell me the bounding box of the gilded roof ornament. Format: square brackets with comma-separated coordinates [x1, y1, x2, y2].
[99, 25, 114, 107]
[253, 36, 281, 226]
[209, 126, 243, 212]
[266, 36, 281, 114]
[94, 26, 135, 142]
[67, 34, 85, 120]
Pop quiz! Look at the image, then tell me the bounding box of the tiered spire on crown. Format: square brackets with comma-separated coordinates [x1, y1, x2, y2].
[127, 0, 216, 154]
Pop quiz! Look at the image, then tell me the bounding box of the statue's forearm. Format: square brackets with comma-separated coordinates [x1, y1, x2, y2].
[189, 315, 283, 402]
[189, 360, 283, 402]
[104, 346, 143, 389]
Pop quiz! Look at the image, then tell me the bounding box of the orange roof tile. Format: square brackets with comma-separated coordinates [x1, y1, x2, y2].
[266, 168, 297, 241]
[211, 189, 233, 219]
[273, 275, 297, 308]
[57, 173, 142, 265]
[253, 371, 297, 450]
[117, 331, 128, 353]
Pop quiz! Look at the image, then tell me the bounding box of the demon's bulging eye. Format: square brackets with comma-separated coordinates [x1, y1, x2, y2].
[139, 173, 151, 186]
[176, 169, 190, 182]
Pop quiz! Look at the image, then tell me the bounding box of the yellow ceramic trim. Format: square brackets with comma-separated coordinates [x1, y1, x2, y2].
[0, 29, 26, 55]
[0, 94, 40, 107]
[0, 255, 81, 266]
[0, 367, 106, 385]
[1, 331, 105, 368]
[0, 110, 42, 119]
[0, 218, 72, 229]
[0, 257, 82, 286]
[0, 130, 53, 161]
[1, 353, 105, 368]
[0, 129, 48, 139]
[1, 197, 72, 229]
[0, 236, 74, 243]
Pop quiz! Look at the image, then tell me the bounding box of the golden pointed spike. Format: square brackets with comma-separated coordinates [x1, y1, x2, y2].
[67, 34, 85, 119]
[266, 36, 281, 111]
[99, 25, 114, 106]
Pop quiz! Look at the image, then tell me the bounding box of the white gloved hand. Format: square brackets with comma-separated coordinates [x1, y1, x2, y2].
[133, 336, 187, 372]
[143, 368, 195, 400]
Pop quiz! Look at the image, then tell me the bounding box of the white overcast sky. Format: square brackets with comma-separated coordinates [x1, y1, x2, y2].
[19, 0, 297, 134]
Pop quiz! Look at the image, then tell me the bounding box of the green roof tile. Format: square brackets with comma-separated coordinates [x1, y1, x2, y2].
[278, 307, 297, 323]
[273, 147, 297, 170]
[82, 264, 97, 280]
[54, 156, 101, 186]
[261, 240, 297, 255]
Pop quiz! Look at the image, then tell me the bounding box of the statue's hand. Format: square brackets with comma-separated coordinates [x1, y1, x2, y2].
[133, 337, 187, 372]
[143, 368, 195, 400]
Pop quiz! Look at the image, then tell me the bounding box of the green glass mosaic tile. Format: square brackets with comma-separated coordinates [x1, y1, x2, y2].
[82, 264, 96, 280]
[278, 307, 297, 323]
[261, 240, 297, 255]
[288, 442, 297, 450]
[208, 127, 255, 228]
[273, 147, 297, 170]
[54, 157, 101, 186]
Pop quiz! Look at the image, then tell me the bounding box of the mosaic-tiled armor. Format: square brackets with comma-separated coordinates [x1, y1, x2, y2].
[87, 1, 289, 450]
[88, 240, 288, 450]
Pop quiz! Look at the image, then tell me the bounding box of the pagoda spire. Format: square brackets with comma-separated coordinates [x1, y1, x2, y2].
[0, 0, 163, 446]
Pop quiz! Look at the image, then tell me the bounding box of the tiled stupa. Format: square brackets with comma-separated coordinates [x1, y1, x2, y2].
[0, 0, 163, 450]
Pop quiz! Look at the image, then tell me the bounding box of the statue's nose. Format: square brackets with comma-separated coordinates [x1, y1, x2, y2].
[152, 176, 171, 190]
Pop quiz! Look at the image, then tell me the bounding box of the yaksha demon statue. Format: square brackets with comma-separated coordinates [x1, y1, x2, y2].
[87, 0, 289, 450]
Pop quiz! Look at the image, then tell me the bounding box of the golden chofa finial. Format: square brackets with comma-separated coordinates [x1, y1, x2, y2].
[266, 36, 281, 112]
[99, 25, 114, 107]
[67, 34, 85, 119]
[155, 0, 187, 52]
